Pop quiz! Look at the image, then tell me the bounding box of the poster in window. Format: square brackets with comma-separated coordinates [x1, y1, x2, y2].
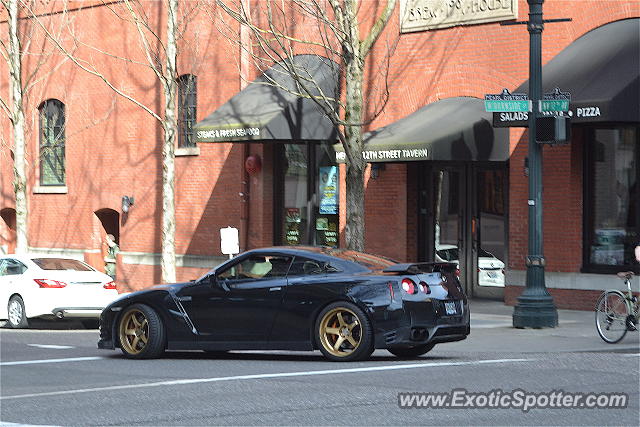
[316, 217, 338, 247]
[319, 166, 339, 215]
[285, 208, 301, 245]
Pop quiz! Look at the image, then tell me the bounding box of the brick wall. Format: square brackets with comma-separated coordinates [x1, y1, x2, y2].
[505, 285, 640, 311]
[1, 1, 638, 293]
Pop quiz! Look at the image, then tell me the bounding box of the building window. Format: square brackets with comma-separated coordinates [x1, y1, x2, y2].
[39, 99, 65, 186]
[584, 126, 640, 272]
[178, 74, 197, 148]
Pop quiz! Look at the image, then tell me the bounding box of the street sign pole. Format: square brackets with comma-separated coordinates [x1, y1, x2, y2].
[512, 0, 558, 328]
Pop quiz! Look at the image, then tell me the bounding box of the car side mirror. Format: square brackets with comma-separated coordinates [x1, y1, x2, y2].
[210, 274, 230, 291]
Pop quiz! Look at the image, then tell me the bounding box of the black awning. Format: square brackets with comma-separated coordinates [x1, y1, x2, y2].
[517, 18, 639, 123]
[336, 97, 509, 163]
[194, 55, 339, 143]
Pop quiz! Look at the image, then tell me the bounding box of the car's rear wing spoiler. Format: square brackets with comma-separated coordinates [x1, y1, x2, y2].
[382, 262, 457, 275]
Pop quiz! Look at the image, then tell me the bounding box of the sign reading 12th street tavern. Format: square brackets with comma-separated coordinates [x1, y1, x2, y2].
[400, 0, 518, 33]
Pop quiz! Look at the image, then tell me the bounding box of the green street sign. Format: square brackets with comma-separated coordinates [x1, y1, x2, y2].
[540, 99, 569, 112]
[484, 99, 532, 112]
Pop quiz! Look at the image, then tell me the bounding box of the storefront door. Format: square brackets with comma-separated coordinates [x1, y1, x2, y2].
[418, 163, 507, 298]
[274, 143, 340, 247]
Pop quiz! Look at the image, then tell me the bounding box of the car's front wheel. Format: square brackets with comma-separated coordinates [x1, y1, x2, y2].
[315, 302, 374, 362]
[7, 295, 29, 329]
[388, 343, 435, 358]
[117, 304, 165, 359]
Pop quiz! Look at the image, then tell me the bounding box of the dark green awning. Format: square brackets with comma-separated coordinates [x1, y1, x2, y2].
[336, 97, 509, 163]
[195, 55, 338, 143]
[519, 18, 639, 123]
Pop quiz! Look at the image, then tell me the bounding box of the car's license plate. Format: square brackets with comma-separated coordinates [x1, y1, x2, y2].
[444, 301, 458, 315]
[487, 271, 497, 278]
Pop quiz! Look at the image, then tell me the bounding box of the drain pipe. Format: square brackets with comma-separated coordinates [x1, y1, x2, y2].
[240, 144, 251, 251]
[239, 1, 251, 252]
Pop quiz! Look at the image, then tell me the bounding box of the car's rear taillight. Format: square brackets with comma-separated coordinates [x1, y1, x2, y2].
[103, 281, 117, 290]
[401, 278, 417, 295]
[455, 268, 460, 277]
[419, 281, 431, 294]
[34, 279, 67, 288]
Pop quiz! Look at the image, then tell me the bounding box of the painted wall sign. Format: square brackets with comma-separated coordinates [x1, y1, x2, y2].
[399, 0, 518, 33]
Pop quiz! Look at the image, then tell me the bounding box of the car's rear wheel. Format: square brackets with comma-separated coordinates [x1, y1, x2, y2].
[117, 304, 165, 359]
[315, 302, 373, 362]
[388, 343, 435, 358]
[7, 295, 29, 329]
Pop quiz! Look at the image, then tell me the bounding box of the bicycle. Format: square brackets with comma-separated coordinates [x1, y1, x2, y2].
[595, 271, 639, 343]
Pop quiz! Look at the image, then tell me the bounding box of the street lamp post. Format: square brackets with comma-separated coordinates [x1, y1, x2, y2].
[512, 0, 558, 328]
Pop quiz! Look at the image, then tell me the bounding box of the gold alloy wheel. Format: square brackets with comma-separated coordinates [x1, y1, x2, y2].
[118, 308, 150, 355]
[318, 307, 362, 357]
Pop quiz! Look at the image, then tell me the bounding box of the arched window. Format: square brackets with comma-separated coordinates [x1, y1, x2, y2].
[39, 99, 65, 185]
[178, 74, 197, 148]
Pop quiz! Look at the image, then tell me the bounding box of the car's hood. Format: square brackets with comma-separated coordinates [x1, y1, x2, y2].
[107, 281, 194, 307]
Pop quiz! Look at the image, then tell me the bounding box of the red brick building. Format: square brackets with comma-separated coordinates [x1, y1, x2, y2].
[1, 1, 638, 310]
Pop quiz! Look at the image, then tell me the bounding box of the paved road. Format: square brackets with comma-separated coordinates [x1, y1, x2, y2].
[1, 325, 638, 426]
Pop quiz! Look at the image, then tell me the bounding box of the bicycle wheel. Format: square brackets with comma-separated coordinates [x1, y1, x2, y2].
[595, 291, 629, 343]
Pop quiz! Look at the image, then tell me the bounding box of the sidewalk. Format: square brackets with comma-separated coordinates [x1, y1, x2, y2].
[445, 299, 640, 354]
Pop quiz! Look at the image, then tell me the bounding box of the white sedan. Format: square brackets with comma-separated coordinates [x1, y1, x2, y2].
[0, 254, 120, 328]
[435, 245, 505, 287]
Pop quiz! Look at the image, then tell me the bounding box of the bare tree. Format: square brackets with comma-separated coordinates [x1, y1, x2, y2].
[1, 0, 70, 253]
[216, 0, 397, 251]
[1, 0, 28, 253]
[30, 0, 203, 282]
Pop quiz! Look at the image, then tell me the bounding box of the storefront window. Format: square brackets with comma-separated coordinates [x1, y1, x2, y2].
[585, 127, 640, 271]
[276, 143, 339, 247]
[282, 144, 308, 245]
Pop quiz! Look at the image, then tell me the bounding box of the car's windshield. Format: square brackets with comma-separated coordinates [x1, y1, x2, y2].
[478, 248, 495, 258]
[32, 258, 94, 271]
[436, 247, 495, 260]
[436, 248, 459, 261]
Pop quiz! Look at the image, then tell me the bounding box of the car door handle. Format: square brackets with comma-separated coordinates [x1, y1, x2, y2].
[269, 287, 282, 291]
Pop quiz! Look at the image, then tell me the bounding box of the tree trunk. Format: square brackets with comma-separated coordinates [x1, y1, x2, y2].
[160, 0, 178, 283]
[7, 0, 28, 253]
[342, 8, 366, 251]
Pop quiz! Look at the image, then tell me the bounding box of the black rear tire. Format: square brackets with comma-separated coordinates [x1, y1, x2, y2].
[7, 295, 29, 329]
[388, 343, 435, 358]
[117, 304, 166, 359]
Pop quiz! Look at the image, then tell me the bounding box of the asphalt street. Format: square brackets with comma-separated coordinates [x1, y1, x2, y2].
[0, 302, 638, 426]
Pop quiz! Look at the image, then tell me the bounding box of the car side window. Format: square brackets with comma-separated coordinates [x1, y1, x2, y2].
[0, 259, 27, 276]
[218, 256, 292, 281]
[288, 257, 340, 277]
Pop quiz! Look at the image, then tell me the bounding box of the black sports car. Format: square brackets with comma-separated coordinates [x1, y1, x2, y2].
[98, 247, 469, 361]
